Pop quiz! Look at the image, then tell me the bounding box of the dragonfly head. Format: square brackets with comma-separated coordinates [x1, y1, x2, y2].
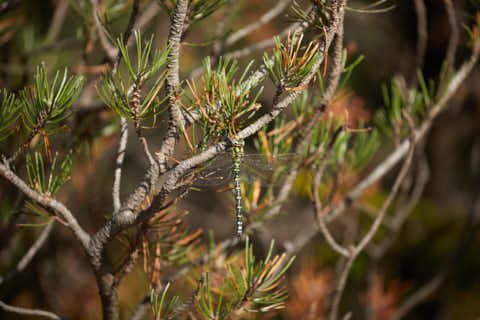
[229, 136, 245, 148]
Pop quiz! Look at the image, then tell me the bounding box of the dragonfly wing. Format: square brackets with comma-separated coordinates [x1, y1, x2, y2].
[190, 152, 300, 188]
[191, 153, 234, 187]
[238, 153, 300, 186]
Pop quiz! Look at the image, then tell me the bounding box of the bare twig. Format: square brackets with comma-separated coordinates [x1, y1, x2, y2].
[0, 300, 62, 320]
[229, 24, 299, 59]
[412, 0, 427, 81]
[90, 0, 117, 61]
[390, 156, 429, 229]
[113, 118, 128, 213]
[443, 0, 458, 73]
[329, 110, 417, 320]
[0, 221, 54, 286]
[329, 248, 355, 320]
[368, 156, 429, 259]
[212, 0, 235, 57]
[436, 0, 459, 99]
[226, 0, 291, 46]
[314, 128, 350, 257]
[46, 0, 69, 44]
[108, 0, 141, 71]
[390, 272, 445, 320]
[133, 2, 161, 33]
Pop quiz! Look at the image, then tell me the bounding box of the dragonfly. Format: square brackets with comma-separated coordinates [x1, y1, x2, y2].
[191, 137, 298, 237]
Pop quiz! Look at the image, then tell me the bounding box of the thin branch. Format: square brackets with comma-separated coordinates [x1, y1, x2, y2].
[390, 155, 429, 229]
[443, 0, 458, 72]
[314, 128, 350, 257]
[212, 0, 235, 57]
[0, 221, 55, 286]
[229, 23, 298, 59]
[329, 110, 417, 320]
[133, 2, 161, 33]
[0, 161, 90, 248]
[355, 111, 416, 253]
[390, 273, 446, 320]
[115, 0, 140, 68]
[329, 248, 355, 320]
[226, 0, 291, 46]
[90, 0, 117, 62]
[412, 0, 427, 82]
[140, 136, 156, 168]
[112, 234, 142, 289]
[0, 300, 62, 320]
[436, 0, 459, 98]
[368, 156, 429, 259]
[46, 0, 69, 44]
[113, 117, 128, 213]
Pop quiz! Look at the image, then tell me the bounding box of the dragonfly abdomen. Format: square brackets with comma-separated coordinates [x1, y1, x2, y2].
[231, 138, 245, 236]
[233, 165, 243, 235]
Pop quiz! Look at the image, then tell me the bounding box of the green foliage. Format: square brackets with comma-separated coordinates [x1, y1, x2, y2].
[143, 210, 201, 267]
[349, 128, 380, 169]
[337, 51, 365, 91]
[197, 238, 295, 318]
[186, 56, 262, 146]
[253, 119, 294, 156]
[26, 151, 72, 196]
[0, 90, 20, 142]
[21, 202, 54, 227]
[189, 0, 229, 22]
[19, 64, 84, 136]
[375, 74, 435, 137]
[150, 283, 180, 320]
[97, 32, 170, 126]
[264, 32, 320, 89]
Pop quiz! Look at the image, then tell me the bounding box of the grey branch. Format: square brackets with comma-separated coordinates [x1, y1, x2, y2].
[113, 117, 128, 213]
[0, 161, 90, 248]
[90, 0, 117, 61]
[0, 300, 62, 320]
[157, 0, 188, 171]
[226, 0, 292, 46]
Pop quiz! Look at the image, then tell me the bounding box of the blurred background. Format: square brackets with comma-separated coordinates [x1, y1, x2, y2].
[0, 0, 479, 319]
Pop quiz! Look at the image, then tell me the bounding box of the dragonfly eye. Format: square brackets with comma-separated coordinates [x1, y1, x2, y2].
[229, 137, 245, 147]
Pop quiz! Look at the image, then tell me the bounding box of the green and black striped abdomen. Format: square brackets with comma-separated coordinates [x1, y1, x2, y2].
[231, 138, 244, 236]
